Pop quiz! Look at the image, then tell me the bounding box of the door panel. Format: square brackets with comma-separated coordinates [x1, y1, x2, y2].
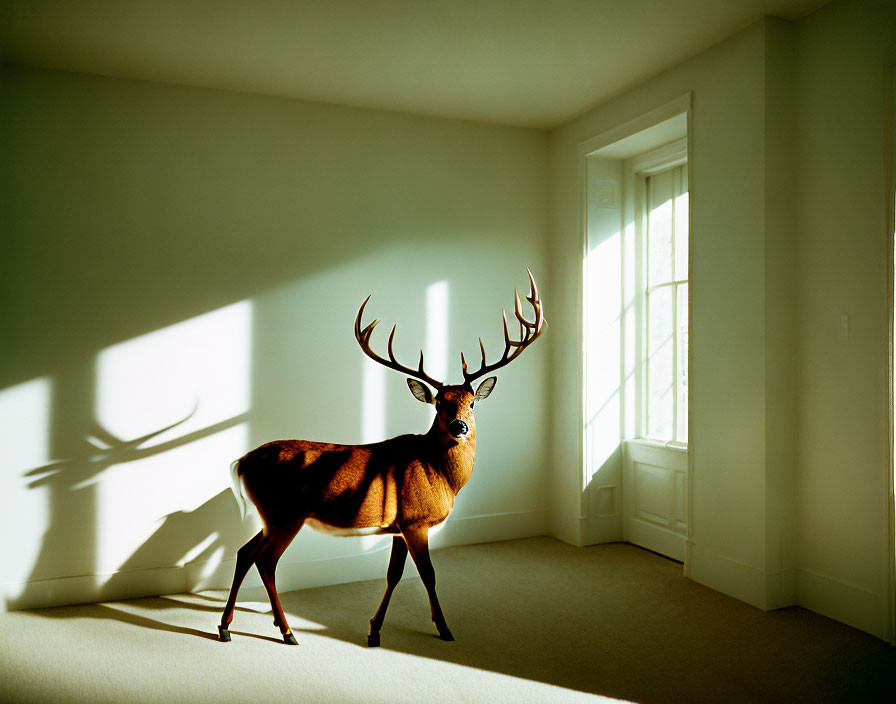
[623, 440, 688, 561]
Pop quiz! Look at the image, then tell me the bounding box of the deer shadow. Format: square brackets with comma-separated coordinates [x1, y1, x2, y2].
[8, 408, 249, 612]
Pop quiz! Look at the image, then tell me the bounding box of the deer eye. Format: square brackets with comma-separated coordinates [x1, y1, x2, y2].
[470, 402, 474, 409]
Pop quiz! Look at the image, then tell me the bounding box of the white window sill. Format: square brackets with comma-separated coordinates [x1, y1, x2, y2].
[624, 438, 688, 453]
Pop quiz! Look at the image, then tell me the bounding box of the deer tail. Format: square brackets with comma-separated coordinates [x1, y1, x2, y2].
[229, 459, 248, 520]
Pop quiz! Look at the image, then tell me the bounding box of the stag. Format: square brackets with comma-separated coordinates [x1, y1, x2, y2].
[218, 270, 545, 646]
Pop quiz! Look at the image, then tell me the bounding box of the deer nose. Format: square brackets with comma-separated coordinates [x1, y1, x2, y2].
[448, 419, 469, 437]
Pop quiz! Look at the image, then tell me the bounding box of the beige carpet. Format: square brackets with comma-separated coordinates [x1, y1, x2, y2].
[0, 537, 893, 703]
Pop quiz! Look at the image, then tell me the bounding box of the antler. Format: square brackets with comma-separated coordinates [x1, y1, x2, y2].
[355, 297, 444, 390]
[461, 268, 546, 385]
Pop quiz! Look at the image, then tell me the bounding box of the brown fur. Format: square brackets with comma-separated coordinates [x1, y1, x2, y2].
[219, 271, 543, 646]
[237, 385, 477, 533]
[218, 384, 481, 646]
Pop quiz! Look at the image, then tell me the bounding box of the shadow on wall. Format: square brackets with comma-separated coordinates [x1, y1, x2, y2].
[3, 296, 262, 610]
[6, 363, 251, 610]
[2, 245, 544, 612]
[1, 65, 548, 612]
[98, 489, 244, 602]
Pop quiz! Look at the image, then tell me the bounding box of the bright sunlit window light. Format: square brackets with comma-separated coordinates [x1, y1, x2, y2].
[645, 164, 688, 443]
[360, 534, 391, 551]
[96, 301, 252, 441]
[426, 280, 449, 382]
[180, 531, 220, 565]
[94, 301, 252, 575]
[361, 357, 386, 444]
[584, 233, 623, 480]
[0, 376, 52, 478]
[189, 544, 225, 585]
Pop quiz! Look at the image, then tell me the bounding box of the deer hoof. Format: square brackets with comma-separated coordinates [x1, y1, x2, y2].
[283, 632, 298, 646]
[367, 633, 381, 648]
[437, 627, 454, 641]
[218, 626, 231, 642]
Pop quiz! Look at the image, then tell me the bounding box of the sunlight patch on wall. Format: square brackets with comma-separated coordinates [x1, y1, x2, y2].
[361, 358, 386, 444]
[180, 531, 220, 565]
[96, 301, 252, 441]
[0, 377, 51, 587]
[360, 533, 391, 551]
[584, 234, 622, 480]
[188, 544, 225, 584]
[93, 302, 252, 575]
[426, 280, 450, 382]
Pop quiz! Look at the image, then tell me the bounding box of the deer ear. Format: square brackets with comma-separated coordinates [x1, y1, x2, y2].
[407, 379, 434, 404]
[474, 377, 497, 401]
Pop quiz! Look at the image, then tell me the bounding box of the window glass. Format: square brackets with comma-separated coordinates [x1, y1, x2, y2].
[647, 285, 674, 440]
[647, 169, 674, 288]
[644, 163, 687, 443]
[674, 167, 689, 282]
[676, 282, 689, 443]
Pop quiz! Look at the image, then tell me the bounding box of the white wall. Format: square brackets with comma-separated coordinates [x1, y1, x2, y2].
[582, 155, 625, 546]
[549, 21, 778, 599]
[2, 0, 894, 643]
[0, 65, 550, 608]
[549, 1, 896, 641]
[793, 0, 896, 639]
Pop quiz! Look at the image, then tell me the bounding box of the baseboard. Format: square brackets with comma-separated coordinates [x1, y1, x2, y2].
[273, 508, 551, 594]
[431, 508, 549, 548]
[583, 514, 623, 547]
[765, 568, 798, 610]
[549, 512, 585, 547]
[4, 565, 192, 611]
[626, 519, 685, 562]
[796, 568, 888, 640]
[685, 542, 888, 640]
[686, 542, 768, 609]
[686, 541, 798, 610]
[3, 508, 549, 611]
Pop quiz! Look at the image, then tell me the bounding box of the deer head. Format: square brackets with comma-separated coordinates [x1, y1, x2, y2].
[354, 269, 545, 441]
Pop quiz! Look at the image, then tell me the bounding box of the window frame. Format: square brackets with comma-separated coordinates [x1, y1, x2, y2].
[624, 138, 689, 447]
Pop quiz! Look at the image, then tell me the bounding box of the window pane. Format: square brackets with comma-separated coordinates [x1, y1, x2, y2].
[647, 285, 674, 440]
[676, 283, 689, 443]
[647, 170, 674, 287]
[674, 165, 689, 282]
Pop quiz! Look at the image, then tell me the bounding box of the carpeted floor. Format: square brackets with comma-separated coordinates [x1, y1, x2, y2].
[0, 537, 893, 703]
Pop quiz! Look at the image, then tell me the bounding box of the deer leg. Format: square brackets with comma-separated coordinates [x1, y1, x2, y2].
[402, 526, 453, 641]
[218, 530, 265, 642]
[256, 524, 302, 645]
[367, 535, 408, 647]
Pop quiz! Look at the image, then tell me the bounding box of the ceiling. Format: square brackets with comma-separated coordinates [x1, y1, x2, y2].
[1, 0, 827, 129]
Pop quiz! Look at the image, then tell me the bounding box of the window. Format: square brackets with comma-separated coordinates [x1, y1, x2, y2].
[620, 138, 688, 446]
[582, 107, 689, 554]
[642, 163, 688, 443]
